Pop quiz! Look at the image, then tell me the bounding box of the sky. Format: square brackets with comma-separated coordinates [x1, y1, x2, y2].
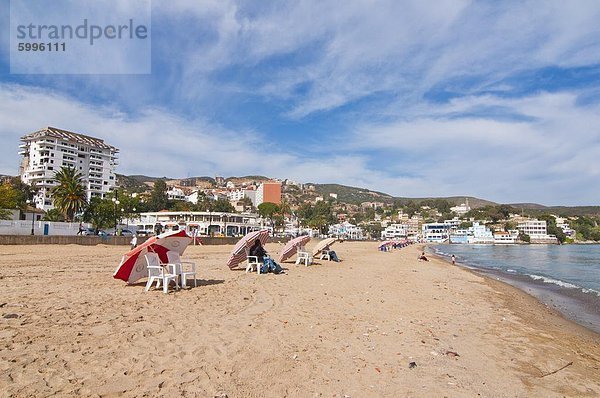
[1, 0, 599, 206]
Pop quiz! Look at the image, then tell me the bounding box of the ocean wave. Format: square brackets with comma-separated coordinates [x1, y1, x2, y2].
[527, 274, 600, 296]
[528, 274, 579, 289]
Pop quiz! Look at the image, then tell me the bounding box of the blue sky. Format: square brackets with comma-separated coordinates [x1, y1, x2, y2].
[1, 0, 600, 205]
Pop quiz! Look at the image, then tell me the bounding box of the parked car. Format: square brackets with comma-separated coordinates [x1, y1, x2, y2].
[82, 228, 108, 236]
[108, 229, 134, 236]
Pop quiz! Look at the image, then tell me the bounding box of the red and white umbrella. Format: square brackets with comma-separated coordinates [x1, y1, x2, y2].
[378, 240, 393, 249]
[312, 237, 337, 256]
[113, 229, 192, 284]
[226, 229, 270, 269]
[279, 235, 311, 262]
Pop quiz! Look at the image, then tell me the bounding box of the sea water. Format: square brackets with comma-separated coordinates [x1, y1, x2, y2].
[431, 244, 600, 334]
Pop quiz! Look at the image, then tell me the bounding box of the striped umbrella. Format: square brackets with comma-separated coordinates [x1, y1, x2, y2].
[378, 240, 393, 249]
[226, 229, 270, 269]
[113, 229, 192, 284]
[312, 237, 337, 256]
[279, 235, 311, 262]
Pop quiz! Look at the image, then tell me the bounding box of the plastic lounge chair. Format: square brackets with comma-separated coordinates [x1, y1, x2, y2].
[144, 253, 180, 294]
[167, 251, 197, 289]
[245, 248, 261, 274]
[319, 250, 331, 261]
[295, 246, 312, 266]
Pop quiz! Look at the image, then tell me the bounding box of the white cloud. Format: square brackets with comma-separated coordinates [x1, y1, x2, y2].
[347, 91, 600, 204]
[151, 0, 600, 117]
[0, 84, 415, 191]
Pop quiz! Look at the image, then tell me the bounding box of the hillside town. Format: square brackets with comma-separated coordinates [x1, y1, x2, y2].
[1, 126, 597, 244]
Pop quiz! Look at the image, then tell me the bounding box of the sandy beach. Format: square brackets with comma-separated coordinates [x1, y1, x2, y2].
[1, 242, 599, 397]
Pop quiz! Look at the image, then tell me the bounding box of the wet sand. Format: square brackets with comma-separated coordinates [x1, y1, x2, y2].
[1, 242, 599, 397]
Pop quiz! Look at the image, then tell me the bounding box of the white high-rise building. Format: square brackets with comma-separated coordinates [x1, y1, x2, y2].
[19, 126, 119, 210]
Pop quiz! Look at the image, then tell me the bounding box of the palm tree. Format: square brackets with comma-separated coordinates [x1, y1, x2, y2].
[51, 166, 87, 221]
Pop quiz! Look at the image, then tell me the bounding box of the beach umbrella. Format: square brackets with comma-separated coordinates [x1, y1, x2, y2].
[113, 229, 192, 284]
[312, 237, 337, 256]
[279, 235, 311, 262]
[378, 240, 393, 249]
[226, 229, 270, 269]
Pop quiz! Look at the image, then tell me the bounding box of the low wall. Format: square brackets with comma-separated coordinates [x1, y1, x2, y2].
[0, 235, 133, 245]
[0, 220, 90, 236]
[0, 235, 290, 246]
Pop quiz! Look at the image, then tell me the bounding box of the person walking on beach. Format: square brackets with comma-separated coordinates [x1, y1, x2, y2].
[77, 223, 84, 235]
[451, 254, 456, 265]
[130, 235, 138, 250]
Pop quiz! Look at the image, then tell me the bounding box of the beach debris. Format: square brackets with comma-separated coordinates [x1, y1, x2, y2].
[409, 362, 417, 369]
[0, 303, 6, 308]
[375, 367, 381, 373]
[445, 351, 460, 358]
[540, 361, 573, 377]
[292, 354, 298, 360]
[214, 393, 228, 398]
[3, 313, 20, 319]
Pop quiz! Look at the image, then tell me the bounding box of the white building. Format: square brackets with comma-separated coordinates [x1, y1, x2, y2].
[555, 217, 576, 237]
[228, 189, 249, 202]
[166, 187, 186, 201]
[450, 198, 471, 216]
[136, 211, 262, 237]
[468, 222, 494, 244]
[186, 190, 201, 205]
[19, 127, 118, 210]
[517, 219, 547, 237]
[493, 230, 519, 244]
[422, 223, 450, 242]
[382, 223, 408, 239]
[517, 219, 557, 243]
[328, 222, 364, 240]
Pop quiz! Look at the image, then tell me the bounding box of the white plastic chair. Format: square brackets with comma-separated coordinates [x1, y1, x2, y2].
[245, 248, 261, 274]
[295, 246, 312, 266]
[319, 250, 331, 261]
[144, 253, 180, 294]
[167, 251, 197, 288]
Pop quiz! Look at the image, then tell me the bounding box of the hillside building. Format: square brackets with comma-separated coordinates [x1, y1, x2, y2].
[19, 126, 118, 210]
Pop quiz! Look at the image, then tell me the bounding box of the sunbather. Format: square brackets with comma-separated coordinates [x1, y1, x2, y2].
[249, 239, 284, 274]
[323, 244, 340, 262]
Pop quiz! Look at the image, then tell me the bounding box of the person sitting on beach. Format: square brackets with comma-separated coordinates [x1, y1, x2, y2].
[249, 239, 284, 274]
[418, 252, 429, 262]
[323, 244, 340, 262]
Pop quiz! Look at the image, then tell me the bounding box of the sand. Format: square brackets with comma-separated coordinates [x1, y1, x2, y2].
[1, 242, 599, 397]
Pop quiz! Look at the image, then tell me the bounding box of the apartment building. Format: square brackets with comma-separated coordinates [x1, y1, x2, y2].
[19, 127, 119, 210]
[256, 181, 282, 206]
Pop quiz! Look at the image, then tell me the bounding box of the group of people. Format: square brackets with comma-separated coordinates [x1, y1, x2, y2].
[249, 239, 340, 274]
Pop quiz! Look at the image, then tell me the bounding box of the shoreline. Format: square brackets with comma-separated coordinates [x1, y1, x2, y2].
[1, 243, 599, 396]
[426, 245, 600, 336]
